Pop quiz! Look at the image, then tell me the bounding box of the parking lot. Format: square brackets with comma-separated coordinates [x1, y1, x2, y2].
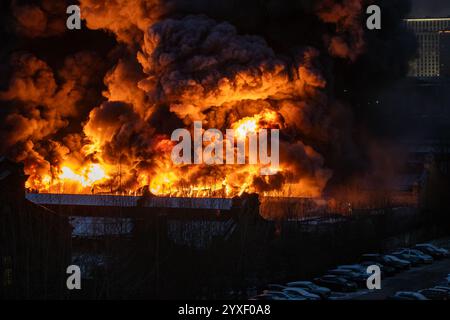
[252, 239, 450, 300]
[350, 258, 450, 299]
[355, 241, 450, 300]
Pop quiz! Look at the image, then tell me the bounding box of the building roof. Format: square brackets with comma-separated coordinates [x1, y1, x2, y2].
[26, 193, 234, 210]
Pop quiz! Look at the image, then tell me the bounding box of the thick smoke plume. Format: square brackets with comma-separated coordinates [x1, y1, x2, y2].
[0, 0, 415, 198]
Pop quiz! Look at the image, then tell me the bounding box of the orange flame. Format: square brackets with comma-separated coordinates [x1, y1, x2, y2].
[24, 109, 323, 198]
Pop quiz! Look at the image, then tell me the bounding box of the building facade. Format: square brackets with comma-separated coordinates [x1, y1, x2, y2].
[404, 18, 450, 78]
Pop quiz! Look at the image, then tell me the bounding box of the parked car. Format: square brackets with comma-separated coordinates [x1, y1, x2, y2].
[409, 249, 434, 263]
[249, 294, 276, 301]
[360, 254, 399, 274]
[313, 275, 357, 292]
[262, 290, 302, 300]
[360, 260, 394, 276]
[327, 269, 368, 286]
[418, 288, 449, 300]
[337, 264, 367, 273]
[341, 262, 389, 278]
[393, 249, 433, 264]
[433, 286, 450, 296]
[390, 251, 422, 266]
[383, 255, 411, 270]
[389, 291, 428, 300]
[283, 288, 321, 300]
[328, 292, 348, 300]
[415, 244, 449, 259]
[286, 281, 331, 298]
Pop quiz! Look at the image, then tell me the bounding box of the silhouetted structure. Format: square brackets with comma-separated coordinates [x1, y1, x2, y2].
[0, 157, 71, 299]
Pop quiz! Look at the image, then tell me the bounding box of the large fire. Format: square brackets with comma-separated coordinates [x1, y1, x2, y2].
[1, 0, 379, 200]
[25, 111, 291, 197]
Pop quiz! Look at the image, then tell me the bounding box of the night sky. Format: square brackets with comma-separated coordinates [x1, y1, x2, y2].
[411, 0, 450, 17]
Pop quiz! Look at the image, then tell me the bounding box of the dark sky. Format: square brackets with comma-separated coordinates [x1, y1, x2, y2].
[410, 0, 450, 17]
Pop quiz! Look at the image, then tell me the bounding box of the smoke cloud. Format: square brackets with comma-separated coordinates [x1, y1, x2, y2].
[0, 0, 416, 198]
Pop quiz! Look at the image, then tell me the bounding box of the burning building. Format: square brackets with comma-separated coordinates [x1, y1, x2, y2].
[2, 0, 449, 300]
[0, 0, 417, 207]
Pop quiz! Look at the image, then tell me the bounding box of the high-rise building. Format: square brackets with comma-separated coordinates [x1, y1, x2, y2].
[404, 18, 450, 78]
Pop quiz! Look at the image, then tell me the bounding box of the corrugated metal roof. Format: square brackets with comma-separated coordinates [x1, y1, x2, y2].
[25, 193, 234, 210]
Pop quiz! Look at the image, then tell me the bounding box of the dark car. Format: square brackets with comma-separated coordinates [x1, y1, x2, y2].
[433, 286, 450, 296]
[390, 252, 422, 266]
[418, 288, 449, 300]
[389, 291, 428, 300]
[382, 255, 411, 270]
[328, 292, 348, 300]
[361, 253, 400, 276]
[262, 290, 300, 300]
[415, 244, 449, 259]
[313, 275, 357, 292]
[339, 264, 386, 278]
[249, 294, 275, 301]
[327, 269, 368, 287]
[393, 249, 433, 264]
[286, 281, 331, 299]
[360, 260, 396, 276]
